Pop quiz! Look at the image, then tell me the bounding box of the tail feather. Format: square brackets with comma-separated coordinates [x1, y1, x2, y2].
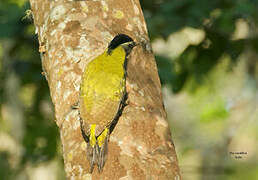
[86, 128, 109, 172]
[86, 142, 99, 173]
[97, 136, 108, 172]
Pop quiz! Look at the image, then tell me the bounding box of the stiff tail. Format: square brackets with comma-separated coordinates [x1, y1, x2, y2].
[86, 125, 109, 172]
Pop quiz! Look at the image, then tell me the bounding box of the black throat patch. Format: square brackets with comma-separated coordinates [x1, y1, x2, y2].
[107, 34, 133, 54]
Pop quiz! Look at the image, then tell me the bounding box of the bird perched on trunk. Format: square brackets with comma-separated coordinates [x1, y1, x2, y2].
[77, 34, 136, 172]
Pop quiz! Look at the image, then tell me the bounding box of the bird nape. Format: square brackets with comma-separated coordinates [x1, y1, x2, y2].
[77, 34, 136, 173]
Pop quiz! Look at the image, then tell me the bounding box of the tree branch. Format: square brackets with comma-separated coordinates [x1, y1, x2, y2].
[29, 0, 181, 179]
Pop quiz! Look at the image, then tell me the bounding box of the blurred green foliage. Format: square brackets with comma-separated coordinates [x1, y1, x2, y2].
[0, 0, 257, 179]
[0, 152, 12, 180]
[0, 0, 59, 179]
[143, 0, 258, 92]
[200, 99, 229, 122]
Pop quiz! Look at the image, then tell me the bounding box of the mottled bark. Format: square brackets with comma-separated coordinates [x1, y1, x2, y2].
[29, 0, 181, 179]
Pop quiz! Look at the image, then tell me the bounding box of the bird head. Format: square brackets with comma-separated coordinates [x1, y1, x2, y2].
[107, 34, 137, 55]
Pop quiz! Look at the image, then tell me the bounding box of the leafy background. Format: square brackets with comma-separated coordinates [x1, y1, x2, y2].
[0, 0, 257, 179]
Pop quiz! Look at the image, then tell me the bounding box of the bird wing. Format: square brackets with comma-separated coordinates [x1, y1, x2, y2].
[80, 70, 126, 136]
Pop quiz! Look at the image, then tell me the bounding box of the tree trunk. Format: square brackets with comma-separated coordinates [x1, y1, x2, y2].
[29, 0, 181, 179]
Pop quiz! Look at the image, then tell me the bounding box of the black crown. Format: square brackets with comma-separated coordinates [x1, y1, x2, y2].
[108, 34, 134, 51]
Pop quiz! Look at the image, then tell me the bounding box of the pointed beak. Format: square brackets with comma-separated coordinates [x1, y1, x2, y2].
[126, 41, 137, 50]
[122, 41, 138, 55]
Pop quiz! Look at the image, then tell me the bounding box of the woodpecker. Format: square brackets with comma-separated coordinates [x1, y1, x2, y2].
[78, 34, 136, 172]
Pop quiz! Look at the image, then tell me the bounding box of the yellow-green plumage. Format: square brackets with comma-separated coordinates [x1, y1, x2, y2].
[78, 34, 136, 172]
[80, 47, 126, 125]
